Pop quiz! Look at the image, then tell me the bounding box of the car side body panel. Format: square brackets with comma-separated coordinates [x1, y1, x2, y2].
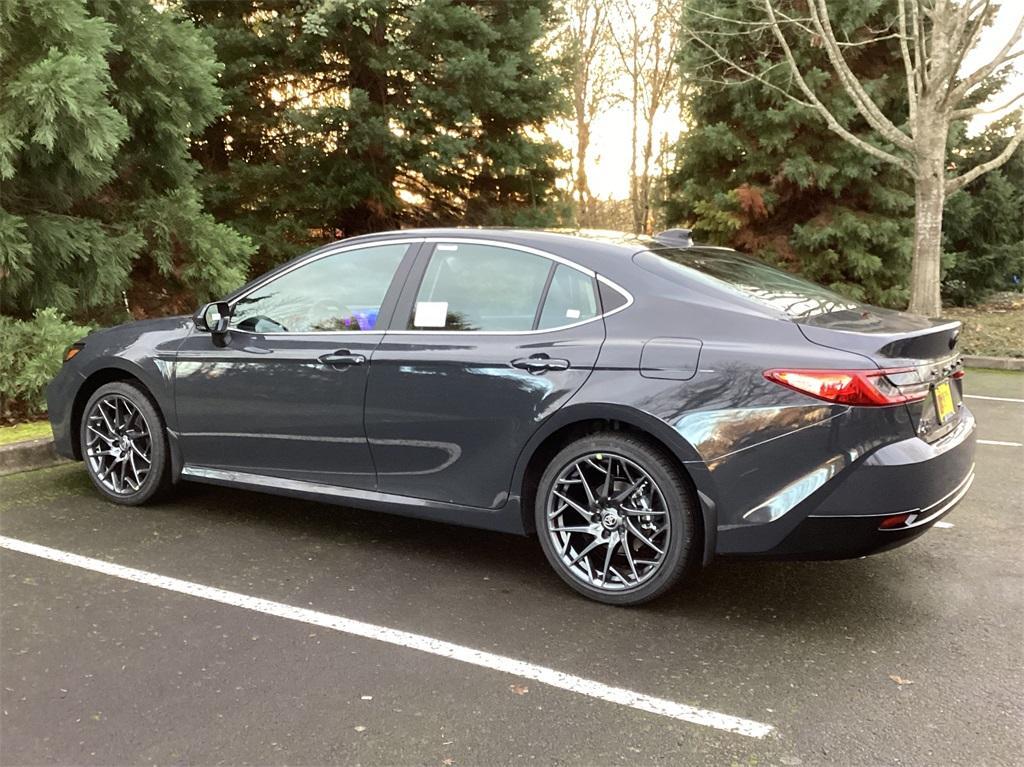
[172, 328, 384, 489]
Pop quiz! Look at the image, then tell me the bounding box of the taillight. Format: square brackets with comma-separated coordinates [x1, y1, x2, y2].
[763, 368, 929, 406]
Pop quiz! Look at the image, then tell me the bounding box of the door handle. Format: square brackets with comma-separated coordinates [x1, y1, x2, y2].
[511, 355, 570, 372]
[319, 350, 366, 366]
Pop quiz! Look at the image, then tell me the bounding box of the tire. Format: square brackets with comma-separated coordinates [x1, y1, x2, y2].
[79, 381, 173, 506]
[535, 432, 697, 606]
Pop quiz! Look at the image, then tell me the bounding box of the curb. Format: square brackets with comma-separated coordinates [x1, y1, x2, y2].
[963, 355, 1024, 371]
[0, 438, 70, 477]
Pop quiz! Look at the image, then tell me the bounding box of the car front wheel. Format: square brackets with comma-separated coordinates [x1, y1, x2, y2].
[535, 433, 698, 605]
[79, 381, 172, 505]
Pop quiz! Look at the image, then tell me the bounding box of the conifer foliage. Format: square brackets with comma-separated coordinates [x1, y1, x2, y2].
[943, 117, 1024, 305]
[0, 0, 254, 320]
[665, 0, 914, 307]
[186, 0, 565, 271]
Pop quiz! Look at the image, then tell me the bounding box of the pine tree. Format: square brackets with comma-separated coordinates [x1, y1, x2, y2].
[186, 0, 565, 273]
[943, 116, 1024, 305]
[664, 0, 914, 307]
[0, 0, 253, 320]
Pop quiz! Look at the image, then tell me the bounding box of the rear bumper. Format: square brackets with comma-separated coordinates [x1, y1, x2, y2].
[723, 409, 976, 559]
[765, 461, 974, 558]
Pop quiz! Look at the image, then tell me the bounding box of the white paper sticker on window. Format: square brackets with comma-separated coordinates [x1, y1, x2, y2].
[565, 308, 581, 319]
[414, 301, 449, 328]
[436, 244, 459, 251]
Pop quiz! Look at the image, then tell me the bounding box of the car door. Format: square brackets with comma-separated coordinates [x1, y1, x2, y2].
[364, 239, 608, 509]
[173, 240, 418, 489]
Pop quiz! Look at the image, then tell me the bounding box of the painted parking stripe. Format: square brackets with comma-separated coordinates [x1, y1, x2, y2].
[977, 439, 1023, 447]
[0, 535, 773, 739]
[965, 394, 1024, 404]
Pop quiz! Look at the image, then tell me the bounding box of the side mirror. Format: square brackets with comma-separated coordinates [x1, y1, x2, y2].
[194, 301, 231, 335]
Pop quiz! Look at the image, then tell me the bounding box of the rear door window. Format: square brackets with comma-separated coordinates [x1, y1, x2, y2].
[409, 243, 552, 331]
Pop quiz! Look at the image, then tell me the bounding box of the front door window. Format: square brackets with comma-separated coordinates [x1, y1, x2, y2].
[231, 243, 409, 334]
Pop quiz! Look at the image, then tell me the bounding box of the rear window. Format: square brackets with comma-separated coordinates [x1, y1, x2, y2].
[635, 247, 858, 320]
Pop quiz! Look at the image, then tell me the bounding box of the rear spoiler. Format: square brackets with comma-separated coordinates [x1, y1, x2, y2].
[653, 228, 694, 247]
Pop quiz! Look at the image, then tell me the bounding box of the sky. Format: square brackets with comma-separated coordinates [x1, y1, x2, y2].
[566, 3, 1024, 200]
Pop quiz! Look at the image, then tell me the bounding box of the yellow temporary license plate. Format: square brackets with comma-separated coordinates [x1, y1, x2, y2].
[934, 380, 955, 422]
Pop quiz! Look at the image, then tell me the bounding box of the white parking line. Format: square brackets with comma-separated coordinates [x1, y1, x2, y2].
[934, 521, 955, 529]
[965, 394, 1024, 404]
[977, 439, 1023, 447]
[0, 535, 773, 739]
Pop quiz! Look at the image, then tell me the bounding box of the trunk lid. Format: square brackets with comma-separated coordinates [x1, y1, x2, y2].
[796, 307, 965, 443]
[796, 305, 961, 363]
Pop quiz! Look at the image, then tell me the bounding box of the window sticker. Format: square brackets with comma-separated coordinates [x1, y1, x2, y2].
[414, 301, 449, 328]
[436, 244, 459, 251]
[565, 308, 581, 319]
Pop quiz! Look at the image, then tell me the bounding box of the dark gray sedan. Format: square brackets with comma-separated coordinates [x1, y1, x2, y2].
[47, 229, 976, 604]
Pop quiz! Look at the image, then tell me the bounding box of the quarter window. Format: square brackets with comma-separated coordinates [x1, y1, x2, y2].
[537, 265, 599, 330]
[410, 244, 552, 332]
[231, 244, 408, 333]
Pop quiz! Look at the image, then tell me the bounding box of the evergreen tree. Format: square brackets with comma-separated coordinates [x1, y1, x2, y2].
[943, 115, 1024, 305]
[0, 0, 253, 320]
[187, 0, 565, 273]
[664, 0, 913, 307]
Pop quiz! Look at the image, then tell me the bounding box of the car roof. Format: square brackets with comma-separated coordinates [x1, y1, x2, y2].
[343, 226, 652, 253]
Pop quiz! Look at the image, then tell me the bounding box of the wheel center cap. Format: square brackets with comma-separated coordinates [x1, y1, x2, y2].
[120, 435, 131, 450]
[600, 509, 621, 530]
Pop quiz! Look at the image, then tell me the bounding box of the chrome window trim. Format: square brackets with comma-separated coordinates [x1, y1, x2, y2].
[220, 236, 634, 338]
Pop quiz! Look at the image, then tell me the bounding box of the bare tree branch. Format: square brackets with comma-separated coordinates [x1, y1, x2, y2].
[947, 125, 1024, 192]
[912, 0, 929, 94]
[804, 0, 914, 150]
[897, 0, 919, 127]
[937, 1, 990, 104]
[951, 89, 1024, 119]
[949, 9, 1024, 102]
[759, 0, 913, 172]
[680, 24, 817, 106]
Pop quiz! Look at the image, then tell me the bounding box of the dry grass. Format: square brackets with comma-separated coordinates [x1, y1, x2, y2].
[945, 292, 1024, 359]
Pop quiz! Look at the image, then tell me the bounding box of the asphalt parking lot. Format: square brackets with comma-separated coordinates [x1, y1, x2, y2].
[1, 369, 1022, 766]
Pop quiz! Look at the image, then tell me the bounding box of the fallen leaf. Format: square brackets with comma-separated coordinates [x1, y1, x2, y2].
[888, 674, 914, 685]
[509, 684, 529, 696]
[442, 760, 454, 766]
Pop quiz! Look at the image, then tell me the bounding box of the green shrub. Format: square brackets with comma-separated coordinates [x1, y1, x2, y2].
[0, 309, 92, 420]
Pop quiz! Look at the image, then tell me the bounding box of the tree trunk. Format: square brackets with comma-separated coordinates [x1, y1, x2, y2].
[575, 106, 592, 227]
[639, 117, 655, 234]
[629, 72, 641, 234]
[907, 144, 945, 317]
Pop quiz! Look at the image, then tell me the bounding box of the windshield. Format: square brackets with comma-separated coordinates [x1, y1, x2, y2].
[635, 247, 860, 320]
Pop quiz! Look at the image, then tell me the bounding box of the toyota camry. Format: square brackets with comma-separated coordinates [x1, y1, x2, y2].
[47, 229, 976, 604]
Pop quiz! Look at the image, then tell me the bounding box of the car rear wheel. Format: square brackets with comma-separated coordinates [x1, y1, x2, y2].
[535, 432, 697, 605]
[79, 381, 172, 505]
